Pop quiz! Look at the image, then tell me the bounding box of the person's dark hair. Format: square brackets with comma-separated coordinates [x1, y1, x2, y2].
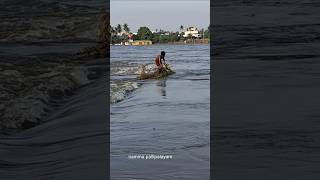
[161, 51, 166, 56]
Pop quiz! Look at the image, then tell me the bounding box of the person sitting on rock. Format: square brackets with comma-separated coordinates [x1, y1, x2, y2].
[155, 51, 166, 74]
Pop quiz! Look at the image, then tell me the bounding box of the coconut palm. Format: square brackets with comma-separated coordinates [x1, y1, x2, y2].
[123, 23, 130, 34]
[115, 24, 122, 35]
[179, 25, 184, 31]
[109, 26, 115, 35]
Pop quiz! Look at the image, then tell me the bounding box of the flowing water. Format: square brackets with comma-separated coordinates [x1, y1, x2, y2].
[0, 0, 109, 179]
[213, 0, 320, 179]
[0, 42, 108, 179]
[110, 44, 210, 179]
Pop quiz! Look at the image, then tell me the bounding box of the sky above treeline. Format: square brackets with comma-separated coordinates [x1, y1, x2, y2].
[111, 0, 210, 32]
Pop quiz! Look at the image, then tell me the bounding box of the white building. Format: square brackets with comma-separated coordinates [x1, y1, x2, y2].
[183, 27, 200, 38]
[117, 31, 130, 36]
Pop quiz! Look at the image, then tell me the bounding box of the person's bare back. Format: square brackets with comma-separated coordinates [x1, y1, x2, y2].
[155, 51, 166, 73]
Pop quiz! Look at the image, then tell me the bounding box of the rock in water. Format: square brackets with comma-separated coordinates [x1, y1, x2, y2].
[138, 64, 175, 80]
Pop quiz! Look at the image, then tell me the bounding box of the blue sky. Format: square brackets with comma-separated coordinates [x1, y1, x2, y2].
[110, 0, 210, 32]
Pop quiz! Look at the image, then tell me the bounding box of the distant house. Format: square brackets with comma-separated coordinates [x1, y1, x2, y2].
[117, 31, 127, 36]
[128, 33, 134, 39]
[117, 31, 134, 37]
[130, 40, 152, 46]
[183, 27, 200, 38]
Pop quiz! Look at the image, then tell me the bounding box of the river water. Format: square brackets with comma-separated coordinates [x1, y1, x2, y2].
[212, 0, 320, 179]
[110, 44, 210, 179]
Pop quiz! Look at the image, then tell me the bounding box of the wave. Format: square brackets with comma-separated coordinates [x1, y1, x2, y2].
[110, 81, 139, 104]
[111, 66, 140, 76]
[110, 63, 163, 104]
[111, 63, 157, 76]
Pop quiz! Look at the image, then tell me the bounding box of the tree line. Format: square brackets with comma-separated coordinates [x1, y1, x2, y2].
[110, 24, 210, 44]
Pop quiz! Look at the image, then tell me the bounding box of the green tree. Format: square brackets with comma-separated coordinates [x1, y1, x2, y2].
[121, 33, 128, 42]
[123, 23, 130, 34]
[115, 24, 122, 34]
[204, 26, 210, 39]
[151, 32, 160, 43]
[137, 26, 153, 40]
[111, 35, 121, 44]
[110, 26, 116, 35]
[180, 32, 185, 39]
[174, 32, 180, 41]
[132, 34, 138, 41]
[199, 28, 204, 38]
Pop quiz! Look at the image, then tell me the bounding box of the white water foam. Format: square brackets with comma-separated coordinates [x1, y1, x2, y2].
[111, 63, 157, 76]
[110, 63, 158, 103]
[110, 81, 139, 104]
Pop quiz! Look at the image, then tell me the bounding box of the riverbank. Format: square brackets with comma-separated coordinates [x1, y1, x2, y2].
[156, 39, 209, 45]
[111, 38, 210, 46]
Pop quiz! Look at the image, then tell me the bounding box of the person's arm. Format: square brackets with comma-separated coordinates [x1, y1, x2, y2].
[162, 58, 166, 65]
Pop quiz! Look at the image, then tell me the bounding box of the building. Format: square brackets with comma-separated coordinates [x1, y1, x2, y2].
[127, 33, 134, 40]
[130, 40, 152, 46]
[183, 27, 200, 38]
[116, 31, 129, 36]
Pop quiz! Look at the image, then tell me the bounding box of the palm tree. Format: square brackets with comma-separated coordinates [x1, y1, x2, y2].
[123, 23, 130, 34]
[115, 24, 122, 35]
[179, 25, 184, 31]
[110, 26, 115, 35]
[188, 33, 193, 39]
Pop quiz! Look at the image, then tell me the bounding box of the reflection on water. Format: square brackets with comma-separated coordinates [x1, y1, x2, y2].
[156, 80, 167, 97]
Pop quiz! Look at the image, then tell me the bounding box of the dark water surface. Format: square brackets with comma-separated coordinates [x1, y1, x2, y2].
[0, 0, 108, 179]
[213, 0, 320, 179]
[111, 44, 210, 179]
[0, 43, 108, 180]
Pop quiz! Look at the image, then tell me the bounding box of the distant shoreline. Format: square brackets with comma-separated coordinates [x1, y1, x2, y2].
[111, 39, 210, 46]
